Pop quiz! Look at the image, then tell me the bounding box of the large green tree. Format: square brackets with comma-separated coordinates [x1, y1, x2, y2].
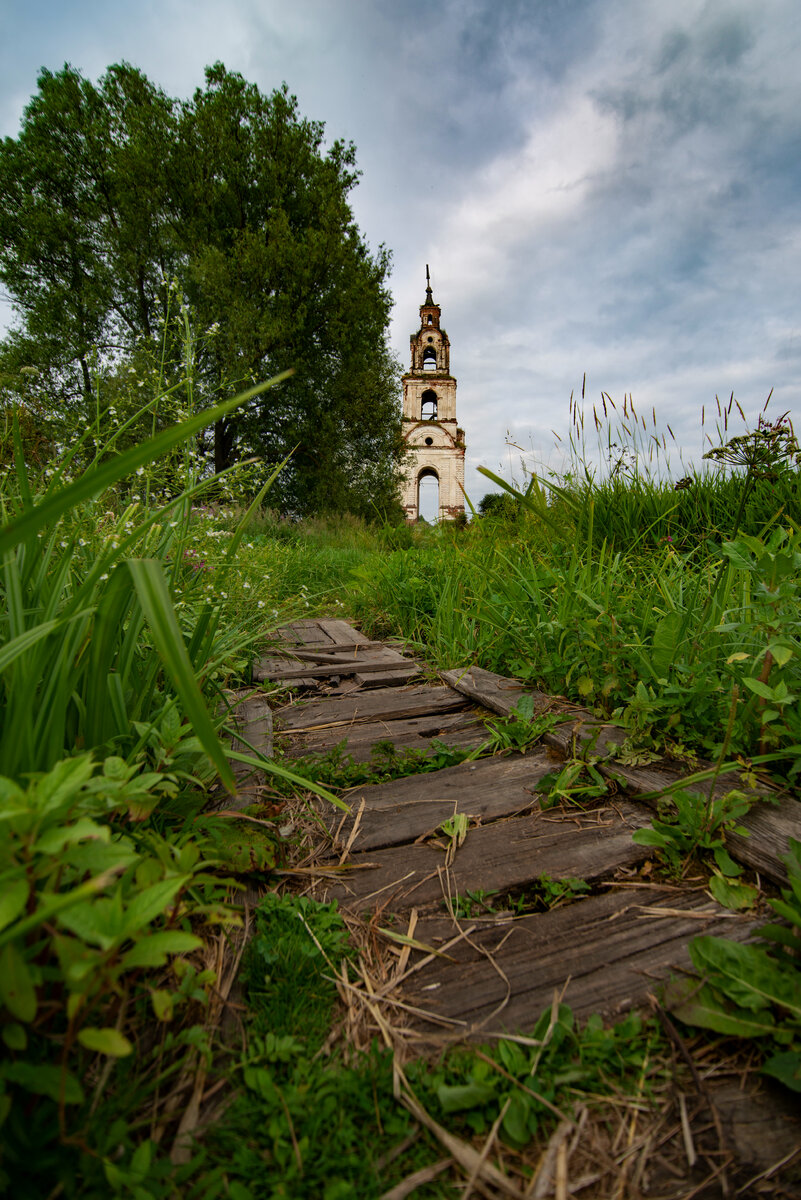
[0, 62, 403, 516]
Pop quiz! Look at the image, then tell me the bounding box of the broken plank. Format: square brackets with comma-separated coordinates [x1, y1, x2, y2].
[322, 752, 556, 850]
[319, 800, 652, 913]
[314, 618, 372, 645]
[440, 666, 552, 717]
[288, 641, 390, 657]
[403, 888, 761, 1034]
[275, 685, 470, 732]
[285, 619, 337, 646]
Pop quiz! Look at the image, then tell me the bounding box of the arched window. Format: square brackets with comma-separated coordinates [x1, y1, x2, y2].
[421, 389, 438, 419]
[422, 346, 437, 370]
[427, 314, 434, 325]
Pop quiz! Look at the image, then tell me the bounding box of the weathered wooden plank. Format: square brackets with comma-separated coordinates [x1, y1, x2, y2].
[285, 619, 336, 646]
[443, 665, 798, 885]
[224, 690, 274, 810]
[319, 801, 652, 913]
[281, 712, 489, 762]
[352, 667, 422, 686]
[315, 618, 372, 645]
[322, 752, 555, 849]
[255, 658, 418, 683]
[402, 889, 761, 1033]
[275, 685, 470, 732]
[289, 641, 390, 657]
[440, 666, 551, 717]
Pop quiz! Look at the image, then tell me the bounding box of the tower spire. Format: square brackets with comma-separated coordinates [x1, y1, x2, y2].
[425, 263, 433, 305]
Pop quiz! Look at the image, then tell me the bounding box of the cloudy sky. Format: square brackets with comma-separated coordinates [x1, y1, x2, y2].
[2, 0, 800, 507]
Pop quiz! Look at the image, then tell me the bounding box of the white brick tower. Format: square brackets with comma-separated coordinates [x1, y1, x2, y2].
[400, 267, 465, 521]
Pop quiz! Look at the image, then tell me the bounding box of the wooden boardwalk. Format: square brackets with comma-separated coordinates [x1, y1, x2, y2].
[251, 617, 800, 1044]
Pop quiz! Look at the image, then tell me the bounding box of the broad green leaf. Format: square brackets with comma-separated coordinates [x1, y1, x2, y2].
[712, 845, 742, 878]
[743, 677, 775, 701]
[122, 875, 190, 935]
[150, 989, 175, 1021]
[0, 879, 29, 933]
[58, 897, 126, 951]
[32, 754, 96, 816]
[2, 1062, 84, 1104]
[0, 871, 123, 948]
[130, 1140, 153, 1178]
[762, 1050, 801, 1093]
[436, 1082, 495, 1113]
[664, 977, 777, 1039]
[36, 817, 110, 855]
[77, 1027, 133, 1057]
[689, 936, 801, 1019]
[632, 828, 671, 848]
[502, 1091, 532, 1144]
[127, 559, 236, 792]
[120, 930, 202, 970]
[0, 944, 37, 1022]
[63, 840, 139, 876]
[760, 924, 801, 953]
[651, 612, 683, 678]
[708, 872, 758, 911]
[767, 641, 794, 668]
[2, 1023, 27, 1051]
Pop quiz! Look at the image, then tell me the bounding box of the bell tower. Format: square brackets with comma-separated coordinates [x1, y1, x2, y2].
[400, 267, 465, 521]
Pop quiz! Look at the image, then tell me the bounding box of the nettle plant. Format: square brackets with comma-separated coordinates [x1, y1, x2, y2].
[0, 754, 228, 1116]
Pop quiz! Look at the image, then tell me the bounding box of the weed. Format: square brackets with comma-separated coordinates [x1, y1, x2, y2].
[632, 787, 757, 881]
[665, 839, 801, 1092]
[450, 888, 499, 918]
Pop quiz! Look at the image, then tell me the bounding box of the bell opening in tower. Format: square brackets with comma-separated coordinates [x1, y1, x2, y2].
[421, 389, 438, 419]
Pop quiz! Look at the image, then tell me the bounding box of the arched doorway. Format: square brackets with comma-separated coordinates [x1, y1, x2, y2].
[417, 469, 439, 523]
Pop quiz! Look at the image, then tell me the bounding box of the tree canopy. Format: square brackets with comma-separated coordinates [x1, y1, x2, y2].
[0, 62, 403, 517]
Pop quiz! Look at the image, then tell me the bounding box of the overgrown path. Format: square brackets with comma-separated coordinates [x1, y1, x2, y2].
[240, 617, 801, 1187]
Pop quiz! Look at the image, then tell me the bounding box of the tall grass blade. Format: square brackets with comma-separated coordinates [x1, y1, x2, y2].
[126, 558, 237, 792]
[0, 372, 293, 556]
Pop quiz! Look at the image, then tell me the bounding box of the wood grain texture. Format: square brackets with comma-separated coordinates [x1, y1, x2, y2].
[319, 800, 652, 913]
[281, 712, 489, 762]
[322, 752, 557, 849]
[442, 664, 799, 884]
[255, 658, 418, 683]
[401, 888, 761, 1034]
[275, 685, 471, 732]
